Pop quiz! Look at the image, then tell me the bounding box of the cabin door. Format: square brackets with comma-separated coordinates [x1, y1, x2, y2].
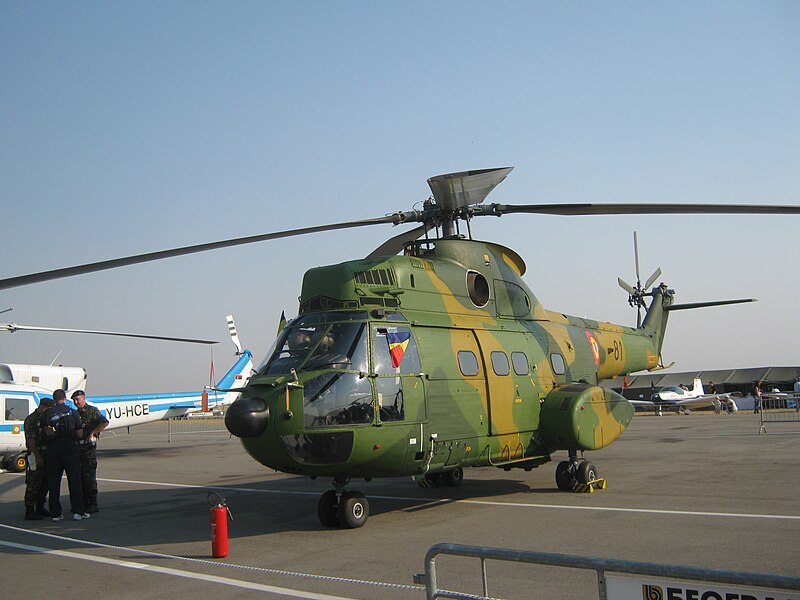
[475, 330, 540, 436]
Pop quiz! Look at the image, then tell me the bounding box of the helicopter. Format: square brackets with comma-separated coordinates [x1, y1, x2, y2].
[2, 167, 798, 528]
[1, 314, 253, 471]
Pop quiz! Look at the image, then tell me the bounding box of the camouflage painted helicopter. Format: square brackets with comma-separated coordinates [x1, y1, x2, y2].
[2, 167, 798, 528]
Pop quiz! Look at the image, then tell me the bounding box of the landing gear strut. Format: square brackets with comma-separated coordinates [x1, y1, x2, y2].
[317, 478, 370, 529]
[555, 452, 599, 492]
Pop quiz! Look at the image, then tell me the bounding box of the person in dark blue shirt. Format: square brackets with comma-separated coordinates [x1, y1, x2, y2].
[40, 389, 89, 521]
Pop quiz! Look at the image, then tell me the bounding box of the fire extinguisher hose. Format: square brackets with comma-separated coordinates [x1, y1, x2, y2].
[207, 491, 234, 520]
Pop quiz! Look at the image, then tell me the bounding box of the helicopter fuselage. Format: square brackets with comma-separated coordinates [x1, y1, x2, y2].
[227, 239, 666, 480]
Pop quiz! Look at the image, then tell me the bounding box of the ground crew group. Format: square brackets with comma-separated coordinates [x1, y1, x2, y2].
[24, 389, 109, 522]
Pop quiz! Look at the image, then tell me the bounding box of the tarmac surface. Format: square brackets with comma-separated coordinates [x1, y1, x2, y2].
[1, 413, 799, 599]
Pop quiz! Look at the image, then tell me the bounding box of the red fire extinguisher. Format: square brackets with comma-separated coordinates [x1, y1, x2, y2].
[208, 492, 233, 558]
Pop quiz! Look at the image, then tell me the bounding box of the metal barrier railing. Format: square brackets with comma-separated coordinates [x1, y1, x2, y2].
[166, 415, 228, 442]
[415, 543, 800, 600]
[758, 392, 800, 434]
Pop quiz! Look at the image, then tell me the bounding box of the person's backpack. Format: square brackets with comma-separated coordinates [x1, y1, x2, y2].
[45, 410, 77, 440]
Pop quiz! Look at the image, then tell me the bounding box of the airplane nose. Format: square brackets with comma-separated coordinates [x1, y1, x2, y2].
[225, 396, 269, 438]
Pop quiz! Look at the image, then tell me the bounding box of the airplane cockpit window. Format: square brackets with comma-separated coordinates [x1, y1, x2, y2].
[4, 397, 29, 421]
[660, 386, 684, 394]
[260, 318, 368, 375]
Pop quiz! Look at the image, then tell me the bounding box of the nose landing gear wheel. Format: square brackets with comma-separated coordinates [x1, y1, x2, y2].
[338, 491, 369, 528]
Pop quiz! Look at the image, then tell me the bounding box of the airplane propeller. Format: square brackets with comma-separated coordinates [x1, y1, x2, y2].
[1, 167, 799, 292]
[617, 232, 662, 328]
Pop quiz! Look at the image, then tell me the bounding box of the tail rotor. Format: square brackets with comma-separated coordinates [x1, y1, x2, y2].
[618, 232, 661, 327]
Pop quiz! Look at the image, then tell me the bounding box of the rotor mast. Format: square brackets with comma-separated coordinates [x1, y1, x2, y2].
[426, 167, 514, 238]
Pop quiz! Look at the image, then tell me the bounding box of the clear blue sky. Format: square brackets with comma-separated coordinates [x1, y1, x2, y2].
[2, 2, 798, 393]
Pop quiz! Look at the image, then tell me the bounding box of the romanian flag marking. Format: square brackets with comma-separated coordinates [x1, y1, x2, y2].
[386, 331, 411, 368]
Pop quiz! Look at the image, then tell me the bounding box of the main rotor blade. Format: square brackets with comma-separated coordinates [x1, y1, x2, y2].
[665, 298, 756, 312]
[488, 203, 800, 216]
[0, 215, 403, 291]
[1, 323, 217, 344]
[366, 224, 428, 259]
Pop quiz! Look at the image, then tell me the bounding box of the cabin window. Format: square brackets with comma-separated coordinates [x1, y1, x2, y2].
[550, 353, 566, 375]
[4, 397, 29, 421]
[490, 351, 510, 376]
[373, 327, 421, 375]
[303, 372, 374, 427]
[457, 351, 479, 377]
[511, 352, 529, 375]
[466, 271, 490, 307]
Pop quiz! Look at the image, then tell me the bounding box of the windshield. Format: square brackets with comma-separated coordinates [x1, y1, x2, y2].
[259, 319, 368, 375]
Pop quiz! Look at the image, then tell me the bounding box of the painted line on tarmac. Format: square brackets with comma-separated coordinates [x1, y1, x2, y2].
[99, 477, 800, 521]
[0, 538, 357, 600]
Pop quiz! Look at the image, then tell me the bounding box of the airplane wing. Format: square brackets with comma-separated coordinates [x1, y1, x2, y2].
[629, 394, 734, 410]
[672, 395, 727, 409]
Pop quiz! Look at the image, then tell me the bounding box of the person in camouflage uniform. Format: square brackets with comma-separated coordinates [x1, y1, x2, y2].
[71, 390, 109, 513]
[23, 396, 55, 520]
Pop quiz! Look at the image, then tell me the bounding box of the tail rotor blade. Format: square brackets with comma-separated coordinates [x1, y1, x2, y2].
[644, 267, 662, 291]
[633, 231, 641, 285]
[618, 277, 636, 296]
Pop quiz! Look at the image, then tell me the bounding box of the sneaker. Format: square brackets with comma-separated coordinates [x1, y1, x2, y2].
[50, 515, 63, 522]
[25, 511, 43, 521]
[72, 513, 84, 521]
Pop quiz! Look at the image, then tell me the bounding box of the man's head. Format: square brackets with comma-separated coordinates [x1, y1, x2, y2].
[53, 389, 67, 403]
[71, 390, 86, 408]
[38, 397, 55, 412]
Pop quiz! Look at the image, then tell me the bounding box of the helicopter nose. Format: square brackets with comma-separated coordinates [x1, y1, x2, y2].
[225, 396, 270, 438]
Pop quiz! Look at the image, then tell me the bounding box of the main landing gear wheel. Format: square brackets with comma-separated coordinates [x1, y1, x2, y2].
[576, 460, 598, 485]
[338, 491, 369, 529]
[317, 490, 340, 527]
[443, 467, 463, 487]
[555, 461, 577, 491]
[420, 468, 464, 488]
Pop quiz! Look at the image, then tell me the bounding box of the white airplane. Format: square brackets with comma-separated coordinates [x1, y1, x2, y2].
[0, 315, 253, 471]
[629, 377, 737, 415]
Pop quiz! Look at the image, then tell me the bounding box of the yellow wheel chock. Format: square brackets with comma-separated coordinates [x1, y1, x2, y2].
[573, 477, 607, 493]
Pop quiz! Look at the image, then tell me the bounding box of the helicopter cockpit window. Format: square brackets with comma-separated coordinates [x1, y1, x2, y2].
[373, 327, 421, 375]
[260, 318, 368, 375]
[495, 280, 531, 318]
[550, 353, 566, 375]
[490, 351, 510, 376]
[303, 372, 374, 427]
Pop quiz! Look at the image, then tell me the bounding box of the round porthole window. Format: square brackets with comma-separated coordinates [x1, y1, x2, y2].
[466, 270, 490, 307]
